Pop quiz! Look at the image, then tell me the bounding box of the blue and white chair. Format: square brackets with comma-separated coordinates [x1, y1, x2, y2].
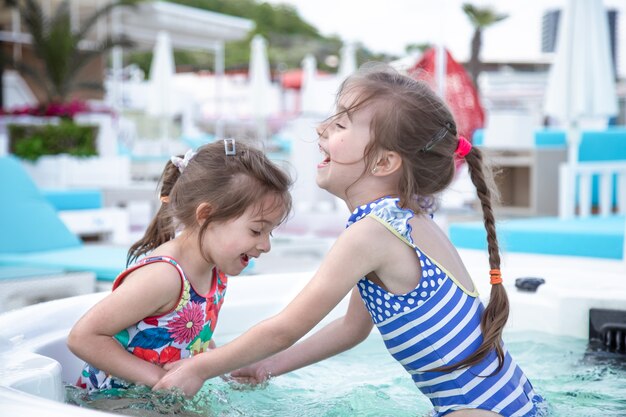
[0, 156, 128, 289]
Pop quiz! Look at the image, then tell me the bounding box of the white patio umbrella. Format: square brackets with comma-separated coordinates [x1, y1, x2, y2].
[337, 42, 357, 82]
[147, 31, 177, 141]
[249, 35, 272, 141]
[545, 0, 617, 217]
[300, 54, 318, 115]
[543, 0, 618, 218]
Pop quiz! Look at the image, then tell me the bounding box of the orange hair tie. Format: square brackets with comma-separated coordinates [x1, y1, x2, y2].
[489, 269, 503, 285]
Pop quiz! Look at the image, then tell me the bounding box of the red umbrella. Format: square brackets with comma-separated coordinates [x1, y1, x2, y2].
[408, 48, 485, 141]
[281, 69, 304, 89]
[280, 69, 329, 90]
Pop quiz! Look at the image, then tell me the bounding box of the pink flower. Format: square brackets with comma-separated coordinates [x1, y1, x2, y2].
[167, 302, 204, 344]
[1, 100, 112, 119]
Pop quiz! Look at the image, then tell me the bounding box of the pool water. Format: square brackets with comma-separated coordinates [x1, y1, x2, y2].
[66, 332, 626, 417]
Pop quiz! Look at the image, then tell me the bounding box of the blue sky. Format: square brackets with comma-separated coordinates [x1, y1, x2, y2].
[266, 0, 626, 78]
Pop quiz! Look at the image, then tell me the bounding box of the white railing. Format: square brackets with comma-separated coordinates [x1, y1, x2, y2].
[559, 161, 626, 262]
[559, 161, 626, 218]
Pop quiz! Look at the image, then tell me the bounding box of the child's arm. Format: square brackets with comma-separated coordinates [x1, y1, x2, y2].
[154, 218, 384, 395]
[231, 287, 373, 383]
[68, 263, 182, 387]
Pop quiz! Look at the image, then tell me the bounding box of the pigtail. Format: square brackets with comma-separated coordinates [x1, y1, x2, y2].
[434, 147, 509, 374]
[126, 160, 181, 266]
[465, 148, 509, 372]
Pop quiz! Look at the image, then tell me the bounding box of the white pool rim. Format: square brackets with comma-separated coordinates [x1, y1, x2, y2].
[1, 249, 625, 416]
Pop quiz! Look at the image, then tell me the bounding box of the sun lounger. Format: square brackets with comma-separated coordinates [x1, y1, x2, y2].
[0, 155, 128, 285]
[449, 215, 625, 259]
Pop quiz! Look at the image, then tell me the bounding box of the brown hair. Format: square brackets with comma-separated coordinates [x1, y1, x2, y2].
[334, 63, 508, 373]
[127, 140, 292, 266]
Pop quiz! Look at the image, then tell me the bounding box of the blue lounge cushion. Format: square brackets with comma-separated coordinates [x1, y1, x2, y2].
[579, 128, 626, 162]
[0, 247, 255, 281]
[534, 129, 566, 147]
[449, 215, 624, 260]
[473, 128, 569, 148]
[0, 266, 66, 281]
[0, 246, 128, 281]
[181, 134, 216, 150]
[472, 129, 484, 146]
[0, 156, 82, 253]
[0, 155, 132, 281]
[42, 189, 103, 211]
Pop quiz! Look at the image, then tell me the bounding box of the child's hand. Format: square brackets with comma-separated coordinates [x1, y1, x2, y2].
[229, 362, 272, 385]
[153, 359, 204, 396]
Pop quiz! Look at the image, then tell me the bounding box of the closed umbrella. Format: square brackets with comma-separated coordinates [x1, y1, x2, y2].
[337, 42, 357, 82]
[300, 54, 318, 115]
[249, 35, 272, 141]
[147, 31, 177, 141]
[543, 0, 618, 217]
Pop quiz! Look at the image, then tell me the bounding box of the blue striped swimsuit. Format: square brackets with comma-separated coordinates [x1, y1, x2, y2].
[348, 197, 543, 417]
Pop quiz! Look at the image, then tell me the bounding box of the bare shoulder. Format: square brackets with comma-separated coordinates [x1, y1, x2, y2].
[79, 260, 184, 329]
[330, 216, 404, 266]
[116, 261, 183, 299]
[340, 215, 404, 246]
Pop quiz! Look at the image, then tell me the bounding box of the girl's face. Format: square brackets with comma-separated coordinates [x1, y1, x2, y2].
[316, 91, 375, 199]
[201, 194, 285, 276]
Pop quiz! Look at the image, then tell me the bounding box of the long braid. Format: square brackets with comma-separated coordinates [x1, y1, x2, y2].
[466, 149, 501, 268]
[464, 147, 509, 372]
[430, 147, 509, 373]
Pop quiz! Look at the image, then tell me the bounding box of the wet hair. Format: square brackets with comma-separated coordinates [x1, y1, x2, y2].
[127, 140, 292, 266]
[332, 63, 508, 373]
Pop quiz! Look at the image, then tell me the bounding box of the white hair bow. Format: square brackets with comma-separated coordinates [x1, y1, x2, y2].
[171, 149, 196, 173]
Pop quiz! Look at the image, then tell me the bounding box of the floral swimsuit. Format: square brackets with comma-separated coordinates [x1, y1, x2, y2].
[76, 256, 228, 391]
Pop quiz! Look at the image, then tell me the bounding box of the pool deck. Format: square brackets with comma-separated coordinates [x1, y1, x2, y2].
[458, 248, 626, 339]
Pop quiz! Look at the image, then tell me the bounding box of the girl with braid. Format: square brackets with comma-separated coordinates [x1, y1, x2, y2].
[155, 64, 544, 417]
[68, 140, 292, 391]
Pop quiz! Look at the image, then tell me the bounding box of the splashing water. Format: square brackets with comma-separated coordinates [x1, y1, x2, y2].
[66, 332, 626, 416]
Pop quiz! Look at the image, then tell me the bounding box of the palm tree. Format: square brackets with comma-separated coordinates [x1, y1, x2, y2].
[4, 0, 140, 104]
[462, 3, 508, 91]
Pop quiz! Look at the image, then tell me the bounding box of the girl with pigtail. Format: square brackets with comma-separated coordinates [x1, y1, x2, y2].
[155, 64, 544, 417]
[68, 140, 292, 391]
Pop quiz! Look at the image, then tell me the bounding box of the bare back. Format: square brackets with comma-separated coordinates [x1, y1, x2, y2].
[365, 212, 475, 296]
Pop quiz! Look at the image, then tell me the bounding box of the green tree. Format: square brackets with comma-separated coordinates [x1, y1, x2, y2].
[4, 0, 140, 104]
[462, 3, 508, 90]
[163, 0, 325, 72]
[405, 42, 432, 55]
[127, 0, 396, 75]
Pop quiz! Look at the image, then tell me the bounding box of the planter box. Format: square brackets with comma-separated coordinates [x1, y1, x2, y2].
[22, 154, 131, 188]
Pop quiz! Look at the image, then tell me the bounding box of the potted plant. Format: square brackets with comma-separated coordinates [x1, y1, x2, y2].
[3, 0, 139, 157]
[2, 0, 140, 185]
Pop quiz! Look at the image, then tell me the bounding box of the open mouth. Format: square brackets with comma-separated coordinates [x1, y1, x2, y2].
[318, 146, 331, 168]
[240, 254, 249, 267]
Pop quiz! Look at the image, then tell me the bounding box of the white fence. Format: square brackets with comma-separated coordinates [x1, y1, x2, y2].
[559, 161, 626, 218]
[559, 161, 626, 262]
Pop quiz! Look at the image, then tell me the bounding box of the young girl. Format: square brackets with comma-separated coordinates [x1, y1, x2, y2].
[154, 65, 544, 416]
[68, 140, 292, 391]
